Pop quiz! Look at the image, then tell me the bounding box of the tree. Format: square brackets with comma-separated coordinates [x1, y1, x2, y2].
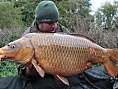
[57, 0, 93, 33]
[0, 2, 23, 29]
[94, 2, 118, 30]
[14, 0, 41, 26]
[0, 0, 93, 30]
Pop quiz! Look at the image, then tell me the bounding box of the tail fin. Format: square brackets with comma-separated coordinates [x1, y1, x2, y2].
[104, 59, 117, 76]
[104, 49, 118, 77]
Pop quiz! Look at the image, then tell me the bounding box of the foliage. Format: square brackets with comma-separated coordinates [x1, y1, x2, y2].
[14, 0, 41, 26]
[52, 0, 93, 32]
[0, 28, 23, 77]
[0, 2, 23, 29]
[77, 26, 118, 49]
[0, 61, 18, 78]
[64, 0, 93, 32]
[0, 0, 93, 29]
[95, 2, 118, 30]
[0, 28, 23, 47]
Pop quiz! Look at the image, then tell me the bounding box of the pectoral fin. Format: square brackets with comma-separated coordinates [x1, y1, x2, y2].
[31, 59, 45, 77]
[56, 75, 69, 85]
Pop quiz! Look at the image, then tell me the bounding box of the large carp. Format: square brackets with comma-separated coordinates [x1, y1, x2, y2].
[0, 33, 118, 85]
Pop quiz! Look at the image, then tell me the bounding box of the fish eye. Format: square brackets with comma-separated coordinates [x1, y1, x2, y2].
[7, 44, 10, 46]
[11, 45, 15, 48]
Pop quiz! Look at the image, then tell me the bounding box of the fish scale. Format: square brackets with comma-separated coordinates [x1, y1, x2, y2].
[0, 33, 118, 85]
[24, 33, 106, 75]
[34, 46, 92, 76]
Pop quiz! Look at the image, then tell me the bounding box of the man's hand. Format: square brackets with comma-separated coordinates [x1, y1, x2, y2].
[25, 63, 38, 76]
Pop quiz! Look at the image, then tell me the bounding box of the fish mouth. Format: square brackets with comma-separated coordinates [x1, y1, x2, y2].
[0, 53, 6, 62]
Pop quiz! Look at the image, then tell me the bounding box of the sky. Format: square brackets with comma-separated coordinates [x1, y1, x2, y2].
[90, 0, 117, 15]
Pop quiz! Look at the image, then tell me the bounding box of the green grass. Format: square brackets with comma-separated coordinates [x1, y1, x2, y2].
[0, 60, 18, 78]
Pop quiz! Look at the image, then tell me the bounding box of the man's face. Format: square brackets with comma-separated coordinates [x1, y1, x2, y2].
[38, 21, 58, 32]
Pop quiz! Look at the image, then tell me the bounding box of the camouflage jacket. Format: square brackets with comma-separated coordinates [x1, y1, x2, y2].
[23, 21, 70, 36]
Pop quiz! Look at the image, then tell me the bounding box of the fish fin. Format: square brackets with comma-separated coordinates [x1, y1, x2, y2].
[56, 33, 96, 43]
[31, 59, 45, 77]
[104, 59, 117, 77]
[69, 33, 96, 43]
[55, 75, 69, 85]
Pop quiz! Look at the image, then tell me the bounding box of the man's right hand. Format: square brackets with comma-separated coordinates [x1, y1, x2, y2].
[17, 63, 38, 77]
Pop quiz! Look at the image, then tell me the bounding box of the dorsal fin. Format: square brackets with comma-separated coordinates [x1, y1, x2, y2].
[69, 33, 96, 43]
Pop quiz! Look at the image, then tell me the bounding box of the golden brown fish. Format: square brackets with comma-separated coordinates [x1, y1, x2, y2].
[0, 33, 118, 85]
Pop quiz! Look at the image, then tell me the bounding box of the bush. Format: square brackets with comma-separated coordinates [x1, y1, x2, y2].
[0, 60, 18, 77]
[0, 2, 23, 29]
[0, 28, 23, 77]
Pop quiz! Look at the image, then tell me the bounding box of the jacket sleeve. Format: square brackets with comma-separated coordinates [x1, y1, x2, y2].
[57, 24, 70, 34]
[22, 21, 38, 36]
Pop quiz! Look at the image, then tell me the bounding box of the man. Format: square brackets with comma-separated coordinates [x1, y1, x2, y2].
[0, 0, 116, 89]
